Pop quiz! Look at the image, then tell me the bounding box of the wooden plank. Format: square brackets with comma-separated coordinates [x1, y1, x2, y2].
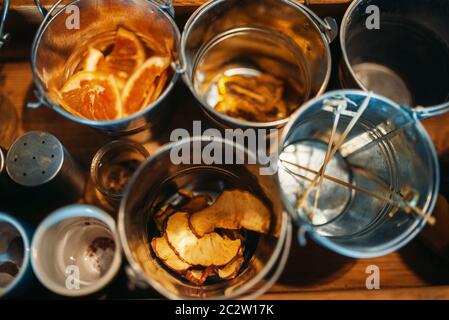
[260, 286, 449, 300]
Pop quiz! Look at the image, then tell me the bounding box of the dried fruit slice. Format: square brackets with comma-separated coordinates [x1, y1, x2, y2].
[178, 188, 194, 199]
[185, 267, 215, 285]
[166, 212, 241, 267]
[153, 204, 177, 232]
[59, 71, 122, 120]
[121, 56, 170, 116]
[180, 194, 211, 213]
[217, 255, 244, 280]
[81, 48, 104, 72]
[141, 70, 167, 107]
[100, 27, 146, 82]
[189, 190, 271, 237]
[215, 73, 287, 122]
[151, 236, 190, 273]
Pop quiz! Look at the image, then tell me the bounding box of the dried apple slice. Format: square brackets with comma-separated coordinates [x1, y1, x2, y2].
[181, 194, 211, 213]
[217, 255, 244, 280]
[153, 204, 176, 232]
[185, 267, 215, 285]
[189, 190, 271, 236]
[151, 236, 190, 273]
[153, 194, 211, 231]
[166, 212, 241, 267]
[218, 229, 246, 242]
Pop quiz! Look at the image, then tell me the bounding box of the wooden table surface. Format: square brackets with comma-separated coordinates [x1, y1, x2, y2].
[2, 0, 449, 300]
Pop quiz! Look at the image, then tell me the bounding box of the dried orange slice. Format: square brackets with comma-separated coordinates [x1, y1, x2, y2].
[121, 56, 170, 116]
[59, 71, 122, 121]
[100, 27, 146, 83]
[81, 48, 104, 72]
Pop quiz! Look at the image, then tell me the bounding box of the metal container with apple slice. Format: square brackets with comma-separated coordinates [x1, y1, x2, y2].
[180, 0, 338, 130]
[119, 136, 291, 299]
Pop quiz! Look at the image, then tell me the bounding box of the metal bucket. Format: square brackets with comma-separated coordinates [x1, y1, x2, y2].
[278, 90, 439, 258]
[30, 0, 181, 137]
[340, 0, 449, 118]
[180, 0, 338, 129]
[31, 205, 122, 297]
[0, 212, 33, 298]
[119, 137, 291, 299]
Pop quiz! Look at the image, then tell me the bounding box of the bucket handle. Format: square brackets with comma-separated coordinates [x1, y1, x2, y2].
[0, 0, 10, 48]
[413, 103, 449, 121]
[34, 0, 175, 18]
[151, 0, 174, 17]
[298, 0, 338, 43]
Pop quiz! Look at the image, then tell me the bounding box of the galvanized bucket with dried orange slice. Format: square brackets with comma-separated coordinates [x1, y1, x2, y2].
[30, 0, 180, 137]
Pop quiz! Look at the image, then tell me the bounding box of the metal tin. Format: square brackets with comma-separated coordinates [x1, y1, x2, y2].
[31, 204, 122, 297]
[5, 131, 85, 204]
[30, 0, 181, 137]
[119, 136, 291, 299]
[340, 0, 449, 119]
[180, 0, 337, 130]
[0, 212, 33, 298]
[278, 90, 439, 258]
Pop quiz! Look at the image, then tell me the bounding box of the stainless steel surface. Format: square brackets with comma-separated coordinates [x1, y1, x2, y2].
[5, 131, 85, 202]
[180, 0, 336, 129]
[279, 90, 439, 258]
[119, 136, 291, 299]
[30, 0, 181, 137]
[340, 0, 449, 118]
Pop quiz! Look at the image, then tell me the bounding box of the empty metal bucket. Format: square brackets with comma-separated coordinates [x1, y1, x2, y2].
[340, 0, 449, 118]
